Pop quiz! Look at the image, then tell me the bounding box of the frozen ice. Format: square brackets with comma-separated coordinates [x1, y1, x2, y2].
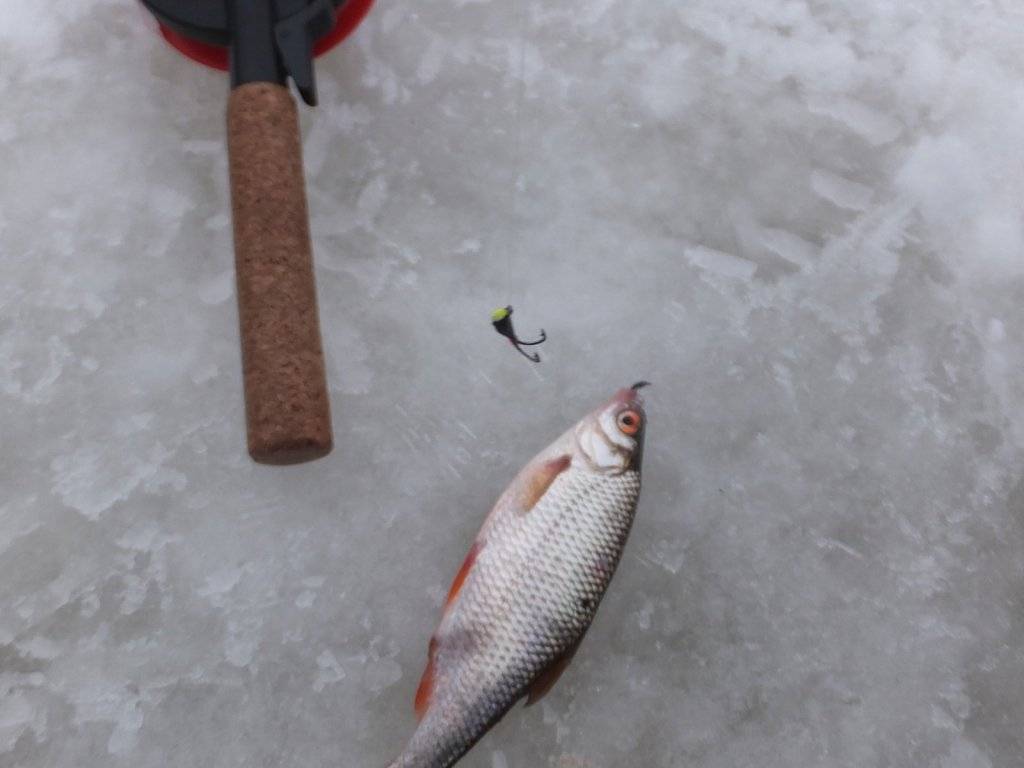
[3, 0, 1024, 766]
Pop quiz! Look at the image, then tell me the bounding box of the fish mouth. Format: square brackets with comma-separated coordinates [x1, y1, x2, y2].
[612, 381, 650, 408]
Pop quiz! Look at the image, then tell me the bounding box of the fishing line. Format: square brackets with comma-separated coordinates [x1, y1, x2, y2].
[506, 0, 527, 297]
[490, 5, 548, 364]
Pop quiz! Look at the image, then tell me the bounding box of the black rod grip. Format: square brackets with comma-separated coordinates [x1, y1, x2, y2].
[228, 0, 284, 87]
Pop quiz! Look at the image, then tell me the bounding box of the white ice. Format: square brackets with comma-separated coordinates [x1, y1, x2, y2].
[3, 1, 1024, 766]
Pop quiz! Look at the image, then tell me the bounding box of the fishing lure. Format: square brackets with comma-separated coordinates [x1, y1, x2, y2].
[491, 306, 546, 363]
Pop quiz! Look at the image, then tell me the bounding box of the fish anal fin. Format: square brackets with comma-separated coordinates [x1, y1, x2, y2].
[414, 636, 439, 720]
[519, 455, 572, 513]
[419, 539, 487, 719]
[525, 640, 582, 706]
[445, 540, 483, 609]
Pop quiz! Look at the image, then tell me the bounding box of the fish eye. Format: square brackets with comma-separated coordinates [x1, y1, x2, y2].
[616, 409, 642, 436]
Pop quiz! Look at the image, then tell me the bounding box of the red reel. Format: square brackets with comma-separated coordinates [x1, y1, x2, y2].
[157, 0, 374, 71]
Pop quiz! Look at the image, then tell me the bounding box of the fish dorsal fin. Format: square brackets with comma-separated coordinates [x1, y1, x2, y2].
[525, 640, 582, 706]
[414, 637, 438, 720]
[518, 455, 571, 514]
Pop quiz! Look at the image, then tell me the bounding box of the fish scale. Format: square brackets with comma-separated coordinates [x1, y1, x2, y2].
[386, 386, 647, 768]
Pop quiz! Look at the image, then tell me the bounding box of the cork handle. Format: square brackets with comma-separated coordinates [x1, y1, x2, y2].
[227, 82, 333, 465]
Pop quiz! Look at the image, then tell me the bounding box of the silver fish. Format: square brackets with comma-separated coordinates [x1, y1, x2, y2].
[386, 383, 649, 768]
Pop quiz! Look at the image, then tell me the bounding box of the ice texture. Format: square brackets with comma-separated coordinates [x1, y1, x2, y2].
[3, 1, 1024, 766]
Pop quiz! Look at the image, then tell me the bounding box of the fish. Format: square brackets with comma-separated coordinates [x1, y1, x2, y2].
[385, 383, 650, 768]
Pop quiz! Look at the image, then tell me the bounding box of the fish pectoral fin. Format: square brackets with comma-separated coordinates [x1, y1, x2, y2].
[518, 454, 572, 514]
[525, 640, 582, 707]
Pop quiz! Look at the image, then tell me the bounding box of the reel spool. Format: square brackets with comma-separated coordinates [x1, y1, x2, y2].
[140, 0, 374, 464]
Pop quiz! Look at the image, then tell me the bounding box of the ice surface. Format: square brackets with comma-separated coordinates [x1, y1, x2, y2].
[3, 1, 1024, 766]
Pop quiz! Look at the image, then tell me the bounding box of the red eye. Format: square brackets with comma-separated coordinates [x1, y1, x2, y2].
[617, 409, 642, 436]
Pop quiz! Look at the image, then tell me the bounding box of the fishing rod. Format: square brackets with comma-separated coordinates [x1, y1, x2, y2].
[138, 0, 373, 464]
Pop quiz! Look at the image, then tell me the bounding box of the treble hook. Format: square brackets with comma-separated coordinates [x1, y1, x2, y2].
[491, 305, 547, 363]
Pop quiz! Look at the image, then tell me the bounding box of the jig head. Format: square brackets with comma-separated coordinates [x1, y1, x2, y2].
[491, 305, 546, 363]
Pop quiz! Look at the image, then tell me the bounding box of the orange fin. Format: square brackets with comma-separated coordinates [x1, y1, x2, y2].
[445, 540, 483, 609]
[519, 455, 571, 513]
[525, 640, 582, 706]
[418, 540, 485, 719]
[414, 637, 438, 720]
